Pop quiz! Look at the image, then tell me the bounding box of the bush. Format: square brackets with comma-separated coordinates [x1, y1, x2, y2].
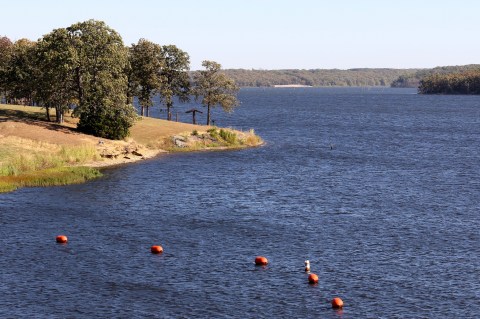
[219, 129, 237, 145]
[76, 103, 138, 140]
[208, 127, 219, 139]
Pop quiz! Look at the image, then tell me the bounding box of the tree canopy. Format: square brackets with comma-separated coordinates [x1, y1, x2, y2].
[418, 71, 480, 94]
[192, 60, 239, 125]
[0, 21, 141, 138]
[35, 28, 76, 123]
[66, 20, 137, 139]
[391, 65, 480, 88]
[158, 44, 190, 121]
[129, 38, 163, 117]
[0, 36, 13, 101]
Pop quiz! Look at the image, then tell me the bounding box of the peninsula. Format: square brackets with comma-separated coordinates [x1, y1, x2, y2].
[0, 104, 262, 193]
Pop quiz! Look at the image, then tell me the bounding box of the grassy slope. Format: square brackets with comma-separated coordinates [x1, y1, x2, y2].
[0, 104, 262, 193]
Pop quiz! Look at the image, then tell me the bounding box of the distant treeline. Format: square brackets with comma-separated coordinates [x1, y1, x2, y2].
[391, 64, 480, 89]
[220, 68, 419, 87]
[222, 65, 480, 92]
[418, 70, 480, 94]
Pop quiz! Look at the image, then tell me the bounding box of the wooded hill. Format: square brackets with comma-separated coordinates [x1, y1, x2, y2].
[391, 64, 480, 88]
[219, 68, 420, 87]
[418, 70, 480, 94]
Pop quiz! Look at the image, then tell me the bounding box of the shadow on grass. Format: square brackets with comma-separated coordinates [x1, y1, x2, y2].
[0, 107, 79, 135]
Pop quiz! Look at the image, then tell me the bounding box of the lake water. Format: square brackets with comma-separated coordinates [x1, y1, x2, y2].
[1, 88, 480, 318]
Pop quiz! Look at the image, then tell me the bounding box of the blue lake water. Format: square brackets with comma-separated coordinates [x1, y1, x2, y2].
[1, 87, 480, 318]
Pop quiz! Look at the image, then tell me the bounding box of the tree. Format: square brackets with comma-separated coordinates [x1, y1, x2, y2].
[192, 60, 239, 125]
[0, 36, 13, 103]
[5, 39, 37, 105]
[67, 20, 137, 139]
[129, 39, 163, 117]
[158, 45, 190, 120]
[34, 28, 76, 123]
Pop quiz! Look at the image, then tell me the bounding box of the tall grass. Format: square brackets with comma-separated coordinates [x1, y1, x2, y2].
[244, 129, 263, 146]
[219, 129, 238, 145]
[0, 144, 99, 177]
[0, 141, 101, 193]
[0, 167, 102, 193]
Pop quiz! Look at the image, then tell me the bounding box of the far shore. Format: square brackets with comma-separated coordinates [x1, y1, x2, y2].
[273, 84, 313, 88]
[0, 104, 263, 192]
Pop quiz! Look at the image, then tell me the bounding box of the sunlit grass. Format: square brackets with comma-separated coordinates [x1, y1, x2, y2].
[164, 127, 263, 152]
[0, 136, 102, 193]
[0, 167, 102, 193]
[0, 137, 100, 177]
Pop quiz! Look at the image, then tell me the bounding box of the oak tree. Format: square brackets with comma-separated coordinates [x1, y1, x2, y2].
[129, 39, 163, 117]
[68, 20, 137, 139]
[158, 45, 190, 120]
[35, 28, 76, 123]
[192, 60, 239, 125]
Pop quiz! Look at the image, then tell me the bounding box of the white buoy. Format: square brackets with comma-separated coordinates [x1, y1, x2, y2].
[305, 260, 310, 272]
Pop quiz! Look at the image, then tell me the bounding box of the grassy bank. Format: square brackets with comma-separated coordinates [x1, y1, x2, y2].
[0, 104, 263, 193]
[164, 127, 263, 152]
[0, 135, 103, 192]
[0, 167, 102, 193]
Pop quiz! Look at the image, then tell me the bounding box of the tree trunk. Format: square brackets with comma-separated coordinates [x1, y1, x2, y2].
[141, 105, 145, 116]
[167, 102, 173, 121]
[56, 107, 64, 124]
[146, 106, 150, 117]
[206, 103, 211, 125]
[45, 104, 51, 122]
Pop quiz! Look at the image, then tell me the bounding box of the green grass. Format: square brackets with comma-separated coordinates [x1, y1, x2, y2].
[166, 127, 263, 153]
[0, 139, 101, 193]
[0, 167, 102, 193]
[219, 129, 238, 145]
[0, 144, 100, 177]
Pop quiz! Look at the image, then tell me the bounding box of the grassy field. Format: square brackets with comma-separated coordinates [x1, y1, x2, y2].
[0, 104, 262, 193]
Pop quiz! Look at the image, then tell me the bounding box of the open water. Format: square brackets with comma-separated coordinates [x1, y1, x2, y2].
[1, 88, 480, 318]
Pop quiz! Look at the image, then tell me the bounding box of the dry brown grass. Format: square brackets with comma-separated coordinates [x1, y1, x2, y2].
[129, 116, 208, 147]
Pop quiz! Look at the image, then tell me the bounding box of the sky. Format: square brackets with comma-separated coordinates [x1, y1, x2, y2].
[1, 0, 479, 70]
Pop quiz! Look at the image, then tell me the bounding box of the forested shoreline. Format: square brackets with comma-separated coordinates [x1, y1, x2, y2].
[2, 23, 479, 106]
[418, 70, 480, 94]
[220, 66, 480, 94]
[391, 64, 480, 90]
[219, 68, 419, 87]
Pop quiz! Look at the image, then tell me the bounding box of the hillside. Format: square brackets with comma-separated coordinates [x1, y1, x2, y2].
[391, 64, 480, 88]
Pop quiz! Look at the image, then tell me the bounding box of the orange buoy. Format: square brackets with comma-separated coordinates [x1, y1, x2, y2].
[56, 235, 68, 244]
[308, 273, 319, 284]
[331, 297, 344, 309]
[150, 245, 163, 254]
[255, 256, 268, 266]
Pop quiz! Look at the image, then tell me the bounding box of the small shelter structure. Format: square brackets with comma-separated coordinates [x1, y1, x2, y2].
[185, 108, 203, 124]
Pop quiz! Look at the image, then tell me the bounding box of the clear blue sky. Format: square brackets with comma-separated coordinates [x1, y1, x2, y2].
[1, 0, 479, 70]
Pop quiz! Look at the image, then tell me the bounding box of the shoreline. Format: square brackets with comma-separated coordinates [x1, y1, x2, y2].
[0, 104, 263, 193]
[84, 140, 266, 170]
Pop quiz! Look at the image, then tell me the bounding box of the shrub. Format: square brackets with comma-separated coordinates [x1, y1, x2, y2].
[219, 129, 237, 145]
[76, 103, 138, 140]
[208, 127, 219, 139]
